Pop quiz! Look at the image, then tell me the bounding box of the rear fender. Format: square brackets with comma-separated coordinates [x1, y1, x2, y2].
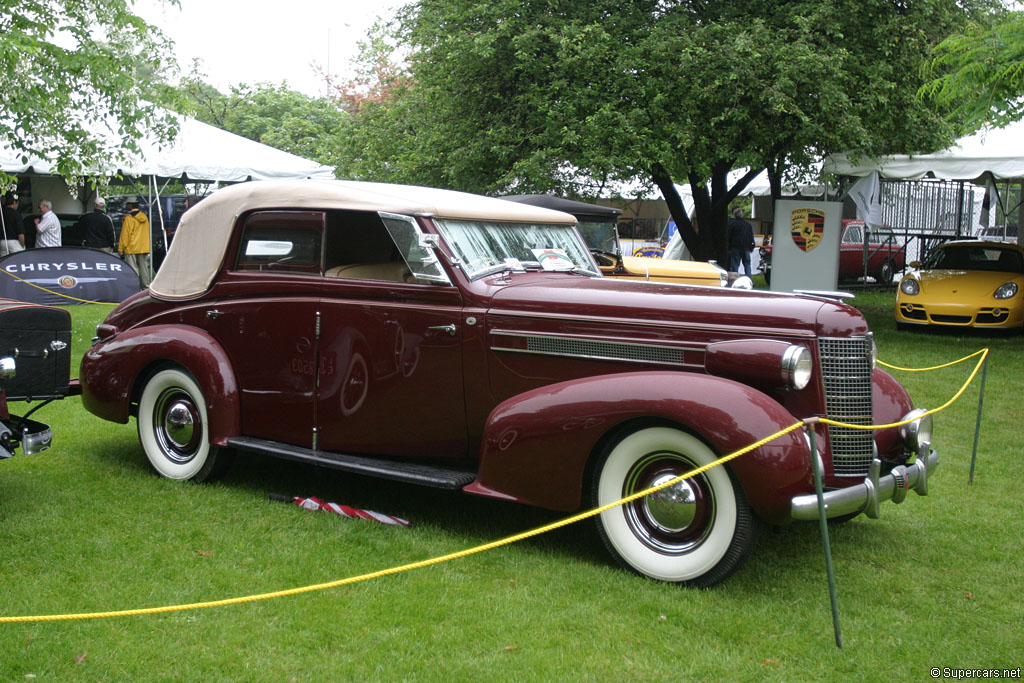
[465, 371, 812, 522]
[80, 325, 240, 446]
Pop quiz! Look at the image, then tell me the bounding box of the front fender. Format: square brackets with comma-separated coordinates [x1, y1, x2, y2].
[465, 371, 812, 522]
[80, 325, 240, 446]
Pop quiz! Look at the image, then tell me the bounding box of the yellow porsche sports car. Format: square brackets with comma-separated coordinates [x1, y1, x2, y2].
[896, 241, 1024, 330]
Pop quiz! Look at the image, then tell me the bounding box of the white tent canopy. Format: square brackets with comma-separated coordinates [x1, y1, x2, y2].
[1, 110, 336, 183]
[824, 120, 1024, 181]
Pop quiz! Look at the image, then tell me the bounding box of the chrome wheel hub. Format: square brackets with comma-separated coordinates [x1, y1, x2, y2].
[623, 452, 716, 555]
[153, 389, 202, 463]
[642, 473, 698, 532]
[164, 401, 196, 450]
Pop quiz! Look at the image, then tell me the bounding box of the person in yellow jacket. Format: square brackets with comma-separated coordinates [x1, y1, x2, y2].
[118, 197, 152, 287]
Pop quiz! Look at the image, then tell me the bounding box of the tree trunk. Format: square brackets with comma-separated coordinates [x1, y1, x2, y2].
[650, 162, 765, 267]
[650, 162, 706, 259]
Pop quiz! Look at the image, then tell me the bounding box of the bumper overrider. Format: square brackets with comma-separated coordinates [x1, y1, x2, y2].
[791, 409, 938, 521]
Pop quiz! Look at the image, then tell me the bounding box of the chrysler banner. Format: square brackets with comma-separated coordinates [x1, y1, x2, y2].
[0, 247, 142, 305]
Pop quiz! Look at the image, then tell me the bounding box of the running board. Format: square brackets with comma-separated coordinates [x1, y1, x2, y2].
[226, 437, 477, 490]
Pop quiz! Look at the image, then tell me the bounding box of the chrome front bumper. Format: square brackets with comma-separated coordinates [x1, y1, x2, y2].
[790, 450, 939, 521]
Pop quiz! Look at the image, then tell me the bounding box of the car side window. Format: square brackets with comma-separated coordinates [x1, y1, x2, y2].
[844, 225, 862, 244]
[234, 211, 324, 274]
[320, 210, 450, 285]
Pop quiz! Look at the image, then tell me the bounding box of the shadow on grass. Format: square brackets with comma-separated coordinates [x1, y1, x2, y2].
[83, 436, 611, 570]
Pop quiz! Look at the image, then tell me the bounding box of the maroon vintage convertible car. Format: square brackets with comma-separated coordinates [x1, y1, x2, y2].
[79, 180, 936, 587]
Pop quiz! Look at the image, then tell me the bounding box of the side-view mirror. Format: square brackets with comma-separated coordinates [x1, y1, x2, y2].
[909, 260, 921, 269]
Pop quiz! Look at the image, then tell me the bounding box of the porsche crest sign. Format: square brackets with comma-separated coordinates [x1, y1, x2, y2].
[791, 208, 825, 253]
[770, 200, 843, 293]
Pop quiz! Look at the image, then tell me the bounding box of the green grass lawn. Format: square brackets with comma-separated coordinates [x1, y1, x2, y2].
[1, 297, 1021, 679]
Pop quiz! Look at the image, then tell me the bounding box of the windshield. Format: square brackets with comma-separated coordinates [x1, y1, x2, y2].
[434, 219, 601, 279]
[925, 244, 1024, 273]
[575, 221, 620, 254]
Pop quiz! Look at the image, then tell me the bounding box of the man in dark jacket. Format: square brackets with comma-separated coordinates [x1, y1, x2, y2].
[727, 206, 755, 277]
[1, 192, 26, 256]
[75, 197, 117, 253]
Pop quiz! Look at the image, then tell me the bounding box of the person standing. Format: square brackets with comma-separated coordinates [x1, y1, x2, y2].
[76, 197, 117, 253]
[118, 196, 152, 287]
[34, 199, 62, 248]
[0, 193, 26, 256]
[727, 206, 755, 278]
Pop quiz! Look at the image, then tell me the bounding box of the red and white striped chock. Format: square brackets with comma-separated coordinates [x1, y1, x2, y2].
[272, 494, 412, 527]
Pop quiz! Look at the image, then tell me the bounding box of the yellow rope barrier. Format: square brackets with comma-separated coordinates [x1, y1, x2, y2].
[878, 348, 987, 373]
[0, 348, 987, 624]
[0, 267, 121, 306]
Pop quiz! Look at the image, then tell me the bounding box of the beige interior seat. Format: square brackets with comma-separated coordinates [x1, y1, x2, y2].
[324, 262, 413, 282]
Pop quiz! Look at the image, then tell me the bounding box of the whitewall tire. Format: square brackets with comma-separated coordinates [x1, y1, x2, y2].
[137, 367, 231, 482]
[592, 426, 755, 587]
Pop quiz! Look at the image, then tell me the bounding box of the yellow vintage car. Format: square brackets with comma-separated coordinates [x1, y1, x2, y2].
[597, 243, 730, 287]
[503, 194, 746, 288]
[896, 240, 1024, 330]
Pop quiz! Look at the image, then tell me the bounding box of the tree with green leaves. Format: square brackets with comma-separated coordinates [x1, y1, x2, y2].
[0, 0, 179, 183]
[172, 71, 346, 165]
[340, 0, 997, 263]
[920, 10, 1024, 132]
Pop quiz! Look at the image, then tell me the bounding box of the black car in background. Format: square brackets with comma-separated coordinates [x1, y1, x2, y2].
[0, 300, 73, 460]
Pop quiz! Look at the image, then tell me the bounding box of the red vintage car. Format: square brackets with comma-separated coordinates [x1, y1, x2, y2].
[760, 219, 907, 285]
[79, 180, 936, 587]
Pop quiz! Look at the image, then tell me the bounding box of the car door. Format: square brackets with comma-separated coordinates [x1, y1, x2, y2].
[314, 210, 468, 459]
[200, 210, 323, 447]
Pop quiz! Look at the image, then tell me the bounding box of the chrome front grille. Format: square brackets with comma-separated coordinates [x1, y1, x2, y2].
[818, 336, 875, 477]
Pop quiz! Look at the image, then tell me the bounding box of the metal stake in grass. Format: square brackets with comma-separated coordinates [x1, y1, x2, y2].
[969, 353, 988, 485]
[808, 423, 842, 648]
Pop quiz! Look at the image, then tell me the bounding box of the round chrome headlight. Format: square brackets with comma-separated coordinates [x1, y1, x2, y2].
[994, 282, 1018, 300]
[0, 356, 14, 380]
[898, 408, 933, 453]
[782, 345, 813, 390]
[900, 278, 920, 296]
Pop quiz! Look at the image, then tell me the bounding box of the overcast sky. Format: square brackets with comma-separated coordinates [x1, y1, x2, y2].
[135, 0, 403, 97]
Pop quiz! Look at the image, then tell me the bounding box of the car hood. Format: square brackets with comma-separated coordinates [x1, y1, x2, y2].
[484, 275, 867, 338]
[915, 269, 1022, 298]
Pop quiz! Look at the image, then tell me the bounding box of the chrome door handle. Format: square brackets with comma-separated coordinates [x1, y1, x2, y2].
[206, 309, 223, 320]
[428, 324, 457, 337]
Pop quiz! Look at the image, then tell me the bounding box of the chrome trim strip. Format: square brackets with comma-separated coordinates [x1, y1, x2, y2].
[487, 308, 818, 339]
[491, 331, 704, 368]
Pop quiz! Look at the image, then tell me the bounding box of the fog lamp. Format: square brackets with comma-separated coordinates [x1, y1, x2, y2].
[898, 408, 933, 454]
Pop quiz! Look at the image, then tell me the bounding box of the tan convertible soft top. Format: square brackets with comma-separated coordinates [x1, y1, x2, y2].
[150, 179, 576, 299]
